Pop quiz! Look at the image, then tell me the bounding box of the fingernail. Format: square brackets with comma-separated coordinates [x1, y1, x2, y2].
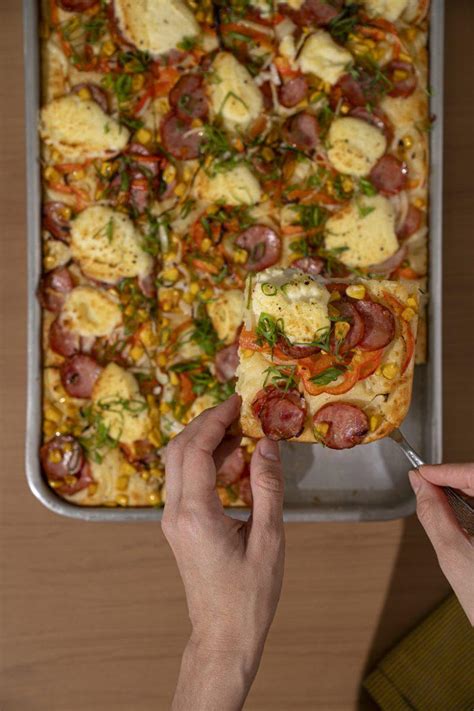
[408, 469, 422, 493]
[259, 438, 280, 461]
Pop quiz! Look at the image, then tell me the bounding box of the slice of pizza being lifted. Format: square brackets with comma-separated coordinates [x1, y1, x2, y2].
[236, 268, 419, 449]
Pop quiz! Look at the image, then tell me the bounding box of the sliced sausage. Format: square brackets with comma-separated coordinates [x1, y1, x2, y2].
[72, 83, 109, 113]
[43, 201, 72, 242]
[169, 74, 208, 120]
[330, 299, 365, 354]
[397, 204, 423, 240]
[59, 462, 95, 495]
[138, 272, 156, 299]
[291, 256, 324, 276]
[60, 354, 103, 399]
[57, 0, 98, 11]
[235, 225, 281, 272]
[215, 342, 239, 382]
[353, 300, 396, 351]
[386, 60, 417, 98]
[49, 317, 81, 357]
[285, 0, 343, 26]
[260, 81, 274, 111]
[334, 73, 366, 108]
[283, 112, 319, 152]
[369, 245, 407, 276]
[313, 402, 369, 450]
[349, 106, 393, 143]
[127, 142, 160, 178]
[161, 112, 203, 161]
[252, 386, 306, 441]
[369, 155, 408, 196]
[277, 336, 320, 359]
[217, 446, 246, 486]
[40, 435, 84, 481]
[38, 267, 74, 313]
[279, 76, 308, 108]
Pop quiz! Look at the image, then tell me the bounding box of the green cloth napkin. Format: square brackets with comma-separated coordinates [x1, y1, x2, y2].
[364, 595, 474, 711]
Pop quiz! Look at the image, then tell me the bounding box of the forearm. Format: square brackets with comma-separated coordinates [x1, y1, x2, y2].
[172, 636, 263, 711]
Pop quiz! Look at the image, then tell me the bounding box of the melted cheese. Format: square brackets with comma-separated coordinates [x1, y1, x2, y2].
[92, 363, 150, 446]
[327, 117, 387, 177]
[362, 0, 409, 22]
[324, 195, 398, 268]
[250, 268, 330, 344]
[298, 31, 353, 86]
[207, 290, 244, 345]
[187, 394, 217, 422]
[114, 0, 200, 56]
[193, 164, 262, 206]
[209, 53, 263, 131]
[70, 206, 153, 284]
[40, 95, 129, 162]
[61, 286, 122, 337]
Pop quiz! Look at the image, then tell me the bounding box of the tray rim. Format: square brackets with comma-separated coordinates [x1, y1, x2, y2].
[23, 0, 444, 523]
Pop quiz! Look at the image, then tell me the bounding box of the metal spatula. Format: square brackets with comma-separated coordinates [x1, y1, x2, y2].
[389, 429, 474, 536]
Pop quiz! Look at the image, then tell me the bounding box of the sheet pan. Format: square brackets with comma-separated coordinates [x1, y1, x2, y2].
[24, 0, 444, 522]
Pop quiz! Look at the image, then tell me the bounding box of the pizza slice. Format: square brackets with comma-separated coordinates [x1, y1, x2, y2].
[236, 268, 419, 449]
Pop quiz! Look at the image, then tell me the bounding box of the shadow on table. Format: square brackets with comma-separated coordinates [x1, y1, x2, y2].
[356, 515, 451, 710]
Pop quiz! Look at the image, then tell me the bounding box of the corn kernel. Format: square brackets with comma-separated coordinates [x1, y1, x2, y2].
[116, 475, 130, 492]
[201, 287, 213, 300]
[70, 169, 85, 181]
[87, 483, 98, 496]
[77, 87, 92, 101]
[149, 491, 161, 505]
[314, 422, 329, 436]
[132, 74, 145, 92]
[401, 307, 416, 321]
[175, 183, 187, 197]
[393, 70, 409, 83]
[64, 475, 77, 487]
[233, 248, 248, 264]
[49, 479, 63, 489]
[262, 147, 274, 161]
[135, 128, 152, 145]
[342, 177, 353, 193]
[137, 308, 149, 322]
[246, 440, 256, 454]
[405, 28, 417, 42]
[335, 321, 350, 341]
[130, 344, 144, 362]
[402, 135, 414, 149]
[406, 296, 417, 309]
[51, 149, 63, 164]
[169, 372, 180, 387]
[44, 166, 61, 183]
[189, 282, 200, 295]
[163, 164, 177, 183]
[100, 161, 116, 178]
[45, 405, 62, 423]
[322, 81, 331, 93]
[162, 267, 180, 283]
[48, 449, 62, 464]
[141, 470, 152, 482]
[346, 284, 366, 300]
[329, 290, 341, 302]
[369, 415, 380, 432]
[102, 40, 116, 57]
[150, 467, 164, 479]
[340, 102, 351, 115]
[183, 292, 195, 304]
[160, 317, 170, 327]
[414, 198, 425, 209]
[241, 349, 254, 359]
[116, 494, 129, 507]
[140, 324, 157, 348]
[399, 52, 412, 64]
[201, 238, 212, 253]
[148, 430, 162, 447]
[382, 363, 398, 380]
[43, 422, 57, 438]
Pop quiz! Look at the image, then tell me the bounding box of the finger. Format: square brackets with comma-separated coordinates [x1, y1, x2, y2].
[409, 470, 473, 562]
[181, 395, 241, 502]
[214, 436, 242, 476]
[248, 438, 284, 548]
[419, 463, 474, 496]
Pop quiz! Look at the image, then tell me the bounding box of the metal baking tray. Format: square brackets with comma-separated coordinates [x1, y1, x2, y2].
[24, 0, 444, 522]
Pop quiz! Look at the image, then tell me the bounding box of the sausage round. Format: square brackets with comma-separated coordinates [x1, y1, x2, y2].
[60, 354, 103, 398]
[313, 402, 369, 449]
[353, 300, 396, 351]
[235, 225, 281, 271]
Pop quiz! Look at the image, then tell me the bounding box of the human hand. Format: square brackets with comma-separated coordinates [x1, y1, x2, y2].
[162, 394, 285, 710]
[409, 465, 474, 624]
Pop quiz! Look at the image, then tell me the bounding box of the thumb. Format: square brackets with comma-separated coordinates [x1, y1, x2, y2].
[249, 438, 284, 532]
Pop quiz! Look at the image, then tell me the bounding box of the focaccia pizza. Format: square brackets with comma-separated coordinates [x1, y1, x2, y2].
[38, 0, 430, 506]
[237, 268, 419, 447]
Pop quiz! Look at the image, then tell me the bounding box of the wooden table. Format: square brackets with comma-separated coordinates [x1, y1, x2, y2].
[1, 3, 473, 709]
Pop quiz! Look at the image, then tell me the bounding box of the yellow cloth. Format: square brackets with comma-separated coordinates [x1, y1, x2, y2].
[364, 595, 474, 711]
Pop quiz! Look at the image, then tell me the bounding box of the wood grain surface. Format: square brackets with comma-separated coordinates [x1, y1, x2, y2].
[1, 2, 473, 709]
